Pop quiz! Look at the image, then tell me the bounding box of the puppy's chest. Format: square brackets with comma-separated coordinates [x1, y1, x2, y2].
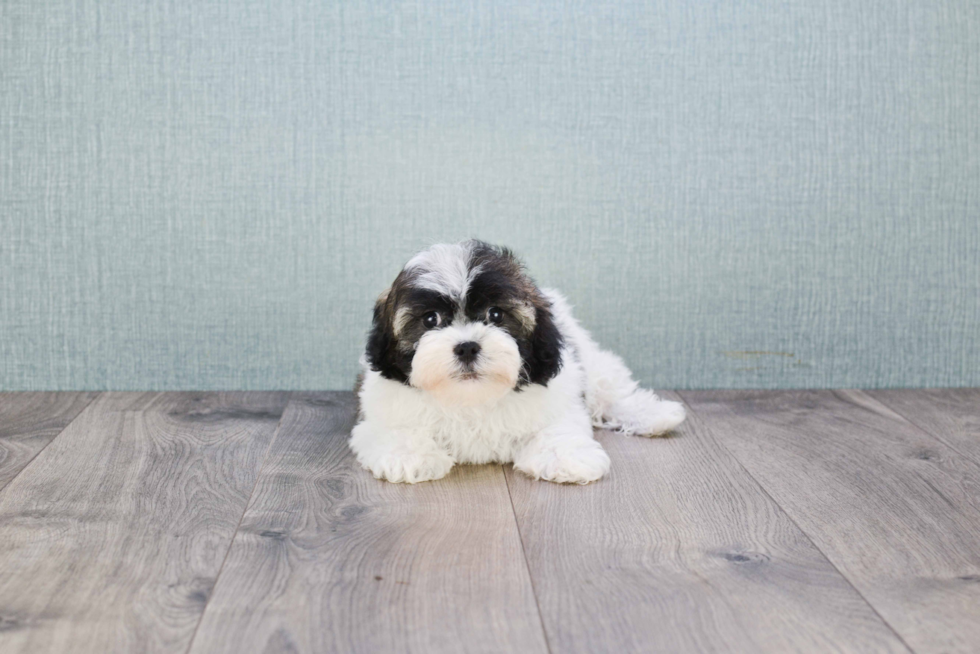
[428, 408, 541, 464]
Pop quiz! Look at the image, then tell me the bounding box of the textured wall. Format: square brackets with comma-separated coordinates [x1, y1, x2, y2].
[2, 1, 978, 391]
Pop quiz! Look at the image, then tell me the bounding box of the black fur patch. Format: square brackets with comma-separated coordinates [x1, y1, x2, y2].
[518, 302, 563, 386]
[365, 296, 410, 383]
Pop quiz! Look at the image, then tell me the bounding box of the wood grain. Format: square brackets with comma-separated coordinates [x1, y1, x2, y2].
[0, 392, 99, 490]
[188, 392, 549, 654]
[681, 389, 980, 654]
[869, 388, 980, 465]
[0, 391, 289, 653]
[505, 391, 909, 654]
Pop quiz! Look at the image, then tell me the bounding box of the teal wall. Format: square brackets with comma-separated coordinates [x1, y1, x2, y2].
[2, 1, 978, 391]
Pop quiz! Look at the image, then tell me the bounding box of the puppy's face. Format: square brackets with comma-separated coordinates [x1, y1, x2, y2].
[366, 241, 563, 406]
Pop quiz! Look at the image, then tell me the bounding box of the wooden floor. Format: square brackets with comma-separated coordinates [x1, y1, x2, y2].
[1, 391, 978, 653]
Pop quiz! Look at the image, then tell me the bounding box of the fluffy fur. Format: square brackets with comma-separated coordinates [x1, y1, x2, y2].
[351, 240, 686, 484]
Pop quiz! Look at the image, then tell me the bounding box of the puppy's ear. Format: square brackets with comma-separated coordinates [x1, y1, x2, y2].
[521, 302, 564, 385]
[365, 289, 409, 383]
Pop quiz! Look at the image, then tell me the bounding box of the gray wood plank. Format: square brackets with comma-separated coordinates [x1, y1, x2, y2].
[505, 391, 909, 654]
[0, 392, 100, 491]
[681, 389, 980, 654]
[869, 388, 980, 465]
[0, 391, 290, 654]
[188, 392, 549, 654]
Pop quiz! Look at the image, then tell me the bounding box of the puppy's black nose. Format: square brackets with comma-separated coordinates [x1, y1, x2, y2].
[453, 341, 481, 364]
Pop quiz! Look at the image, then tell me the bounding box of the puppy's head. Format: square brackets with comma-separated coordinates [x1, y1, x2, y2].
[366, 240, 563, 406]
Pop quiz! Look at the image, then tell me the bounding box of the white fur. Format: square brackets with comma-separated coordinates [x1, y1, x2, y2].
[351, 286, 686, 485]
[404, 241, 482, 303]
[409, 321, 521, 406]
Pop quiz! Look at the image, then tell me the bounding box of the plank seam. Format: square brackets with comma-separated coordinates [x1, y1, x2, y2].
[0, 392, 102, 495]
[182, 391, 293, 654]
[859, 390, 980, 467]
[503, 465, 554, 654]
[676, 391, 919, 654]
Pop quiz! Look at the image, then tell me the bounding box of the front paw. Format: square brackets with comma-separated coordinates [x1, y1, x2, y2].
[514, 441, 611, 485]
[349, 423, 454, 484]
[358, 449, 455, 484]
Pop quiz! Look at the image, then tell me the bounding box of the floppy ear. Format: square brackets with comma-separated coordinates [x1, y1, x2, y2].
[365, 290, 409, 383]
[521, 303, 564, 386]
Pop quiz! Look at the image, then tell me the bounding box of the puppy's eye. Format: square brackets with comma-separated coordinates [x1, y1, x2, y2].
[486, 307, 504, 324]
[422, 311, 442, 329]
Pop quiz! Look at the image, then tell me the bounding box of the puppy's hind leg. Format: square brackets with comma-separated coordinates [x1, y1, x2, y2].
[580, 346, 686, 437]
[543, 288, 686, 437]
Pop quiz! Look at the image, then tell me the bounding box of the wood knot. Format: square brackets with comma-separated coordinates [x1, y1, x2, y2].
[712, 549, 770, 565]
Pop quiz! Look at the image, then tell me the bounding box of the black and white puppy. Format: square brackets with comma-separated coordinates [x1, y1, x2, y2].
[350, 240, 686, 484]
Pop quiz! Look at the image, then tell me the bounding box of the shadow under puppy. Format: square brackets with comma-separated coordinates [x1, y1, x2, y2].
[351, 240, 686, 484]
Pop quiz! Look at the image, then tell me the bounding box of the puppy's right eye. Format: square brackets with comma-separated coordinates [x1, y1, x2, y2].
[422, 312, 441, 329]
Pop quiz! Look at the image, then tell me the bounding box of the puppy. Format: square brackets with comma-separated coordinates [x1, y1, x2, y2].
[350, 240, 686, 484]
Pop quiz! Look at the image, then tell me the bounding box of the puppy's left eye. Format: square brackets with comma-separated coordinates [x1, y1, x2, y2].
[486, 307, 504, 324]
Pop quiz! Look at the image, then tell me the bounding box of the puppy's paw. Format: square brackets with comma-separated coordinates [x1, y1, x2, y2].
[629, 398, 686, 436]
[360, 448, 455, 484]
[604, 393, 686, 437]
[515, 441, 611, 485]
[349, 423, 454, 484]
